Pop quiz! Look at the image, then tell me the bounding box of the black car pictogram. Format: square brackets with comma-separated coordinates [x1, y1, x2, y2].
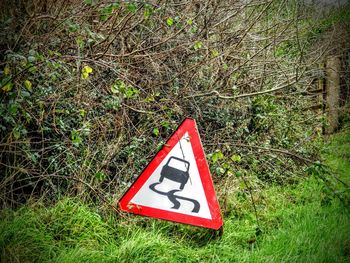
[159, 156, 190, 190]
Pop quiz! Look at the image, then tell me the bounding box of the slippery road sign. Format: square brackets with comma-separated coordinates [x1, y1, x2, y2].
[118, 118, 223, 229]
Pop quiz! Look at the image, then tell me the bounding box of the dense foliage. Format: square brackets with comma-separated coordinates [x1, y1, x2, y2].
[0, 0, 349, 208]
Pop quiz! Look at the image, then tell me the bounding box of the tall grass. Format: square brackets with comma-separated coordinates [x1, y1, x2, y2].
[1, 180, 349, 262]
[1, 129, 349, 262]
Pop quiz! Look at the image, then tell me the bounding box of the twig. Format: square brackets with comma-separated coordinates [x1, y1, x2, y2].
[207, 142, 316, 164]
[185, 80, 298, 100]
[122, 103, 155, 114]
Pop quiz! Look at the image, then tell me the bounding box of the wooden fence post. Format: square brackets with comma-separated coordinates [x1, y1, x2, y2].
[325, 56, 341, 134]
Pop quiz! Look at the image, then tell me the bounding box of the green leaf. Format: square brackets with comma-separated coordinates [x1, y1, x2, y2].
[112, 2, 120, 9]
[68, 23, 79, 32]
[79, 109, 86, 117]
[111, 84, 119, 94]
[144, 5, 152, 19]
[166, 17, 174, 26]
[153, 127, 159, 136]
[2, 82, 13, 92]
[12, 126, 26, 140]
[28, 56, 36, 63]
[161, 121, 170, 128]
[71, 129, 83, 146]
[21, 90, 30, 97]
[24, 80, 32, 91]
[127, 2, 137, 12]
[13, 128, 21, 140]
[186, 19, 193, 25]
[193, 41, 203, 50]
[235, 171, 243, 177]
[81, 65, 93, 79]
[4, 66, 11, 75]
[231, 154, 241, 162]
[9, 103, 18, 114]
[95, 171, 106, 181]
[216, 166, 225, 175]
[156, 141, 166, 151]
[212, 150, 224, 163]
[100, 3, 119, 21]
[211, 49, 219, 57]
[125, 86, 139, 98]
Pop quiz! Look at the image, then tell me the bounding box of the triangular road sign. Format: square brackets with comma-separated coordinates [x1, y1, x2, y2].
[119, 118, 223, 230]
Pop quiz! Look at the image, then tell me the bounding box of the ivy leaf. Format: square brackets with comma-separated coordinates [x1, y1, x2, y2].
[235, 171, 243, 177]
[216, 166, 225, 175]
[186, 19, 193, 25]
[166, 17, 174, 26]
[9, 103, 18, 114]
[211, 49, 219, 58]
[231, 154, 241, 162]
[81, 65, 93, 79]
[212, 150, 224, 163]
[2, 82, 13, 92]
[127, 3, 137, 12]
[144, 5, 152, 19]
[153, 127, 159, 136]
[12, 126, 23, 140]
[125, 86, 139, 98]
[95, 171, 106, 181]
[111, 84, 119, 94]
[4, 66, 11, 75]
[79, 109, 86, 117]
[193, 41, 203, 50]
[71, 129, 82, 146]
[24, 80, 32, 91]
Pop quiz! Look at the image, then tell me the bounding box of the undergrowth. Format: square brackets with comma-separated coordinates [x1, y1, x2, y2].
[1, 178, 348, 263]
[1, 0, 334, 206]
[1, 127, 349, 262]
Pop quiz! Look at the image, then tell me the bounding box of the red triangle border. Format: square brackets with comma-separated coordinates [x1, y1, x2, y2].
[118, 118, 223, 230]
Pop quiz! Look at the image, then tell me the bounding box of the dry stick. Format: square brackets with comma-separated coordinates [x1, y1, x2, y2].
[94, 6, 143, 59]
[230, 142, 315, 164]
[211, 3, 247, 29]
[233, 1, 273, 50]
[97, 40, 189, 58]
[221, 142, 349, 188]
[95, 2, 208, 59]
[206, 141, 315, 164]
[122, 103, 155, 114]
[184, 79, 298, 100]
[95, 22, 188, 58]
[158, 6, 253, 87]
[208, 18, 295, 91]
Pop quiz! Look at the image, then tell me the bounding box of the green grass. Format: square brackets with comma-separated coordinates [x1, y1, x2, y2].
[1, 129, 350, 262]
[323, 126, 350, 180]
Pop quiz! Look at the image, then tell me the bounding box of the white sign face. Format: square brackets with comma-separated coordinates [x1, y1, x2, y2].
[130, 132, 212, 219]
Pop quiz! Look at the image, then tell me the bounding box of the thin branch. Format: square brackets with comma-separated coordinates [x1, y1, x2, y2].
[185, 80, 298, 100]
